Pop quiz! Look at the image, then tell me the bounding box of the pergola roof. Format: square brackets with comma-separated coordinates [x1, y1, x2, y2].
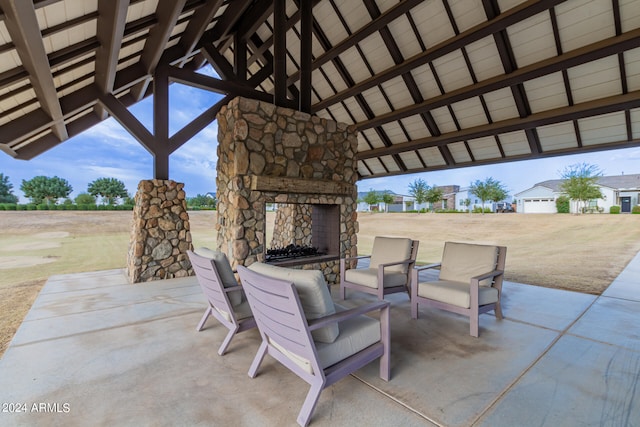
[1, 0, 639, 180]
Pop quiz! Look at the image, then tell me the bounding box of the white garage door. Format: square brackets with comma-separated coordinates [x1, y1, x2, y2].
[523, 198, 556, 213]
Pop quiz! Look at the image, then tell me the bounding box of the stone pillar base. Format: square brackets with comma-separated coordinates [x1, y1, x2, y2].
[126, 179, 193, 283]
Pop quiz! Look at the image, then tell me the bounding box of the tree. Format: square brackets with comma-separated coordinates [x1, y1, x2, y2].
[0, 173, 19, 203]
[408, 178, 428, 212]
[462, 198, 471, 215]
[381, 191, 394, 213]
[88, 177, 128, 205]
[363, 189, 382, 211]
[469, 177, 508, 214]
[425, 185, 444, 212]
[188, 194, 217, 209]
[559, 163, 603, 214]
[20, 176, 72, 205]
[75, 192, 96, 205]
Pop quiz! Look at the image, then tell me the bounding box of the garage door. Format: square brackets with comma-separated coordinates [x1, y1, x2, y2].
[523, 198, 556, 213]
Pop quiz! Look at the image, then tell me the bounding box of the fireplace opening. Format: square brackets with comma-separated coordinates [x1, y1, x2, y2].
[266, 244, 324, 262]
[265, 202, 339, 266]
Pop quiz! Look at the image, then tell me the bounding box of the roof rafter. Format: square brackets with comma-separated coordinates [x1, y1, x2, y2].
[356, 28, 640, 131]
[312, 0, 566, 113]
[359, 90, 640, 160]
[94, 0, 129, 120]
[130, 0, 187, 101]
[0, 0, 68, 141]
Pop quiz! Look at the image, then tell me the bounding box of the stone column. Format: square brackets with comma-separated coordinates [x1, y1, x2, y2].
[126, 179, 193, 283]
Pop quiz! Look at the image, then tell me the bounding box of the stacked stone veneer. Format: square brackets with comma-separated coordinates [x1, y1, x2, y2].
[270, 204, 312, 248]
[127, 179, 193, 283]
[216, 96, 358, 283]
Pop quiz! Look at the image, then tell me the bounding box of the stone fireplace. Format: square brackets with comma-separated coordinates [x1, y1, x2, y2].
[215, 96, 358, 283]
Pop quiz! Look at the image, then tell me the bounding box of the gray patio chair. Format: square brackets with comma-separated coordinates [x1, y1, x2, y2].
[339, 236, 419, 300]
[410, 242, 507, 337]
[237, 265, 390, 427]
[187, 249, 256, 355]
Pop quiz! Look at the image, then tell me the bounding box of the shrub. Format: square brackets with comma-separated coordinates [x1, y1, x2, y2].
[17, 204, 27, 210]
[36, 203, 50, 210]
[555, 196, 570, 213]
[610, 205, 621, 214]
[26, 204, 37, 210]
[632, 205, 640, 214]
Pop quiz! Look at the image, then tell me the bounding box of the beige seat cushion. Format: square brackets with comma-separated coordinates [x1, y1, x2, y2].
[369, 236, 413, 273]
[439, 242, 498, 287]
[316, 304, 380, 369]
[248, 262, 339, 343]
[195, 247, 242, 306]
[417, 280, 499, 308]
[344, 268, 408, 289]
[214, 299, 253, 323]
[271, 304, 381, 374]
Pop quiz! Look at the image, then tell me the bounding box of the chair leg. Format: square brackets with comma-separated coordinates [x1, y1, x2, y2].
[470, 304, 479, 337]
[410, 300, 418, 319]
[339, 282, 346, 300]
[218, 326, 239, 356]
[248, 341, 268, 378]
[196, 307, 212, 331]
[494, 301, 504, 319]
[297, 381, 324, 427]
[379, 305, 390, 381]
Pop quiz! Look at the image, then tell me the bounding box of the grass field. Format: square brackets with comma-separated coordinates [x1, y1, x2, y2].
[1, 210, 639, 356]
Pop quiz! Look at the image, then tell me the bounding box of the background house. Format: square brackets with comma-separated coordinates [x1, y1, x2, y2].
[514, 174, 640, 213]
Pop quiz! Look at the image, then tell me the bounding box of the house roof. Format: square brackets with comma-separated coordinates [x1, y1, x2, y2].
[1, 0, 640, 180]
[518, 173, 640, 195]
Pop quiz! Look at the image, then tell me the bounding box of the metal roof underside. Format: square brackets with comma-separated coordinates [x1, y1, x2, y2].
[1, 0, 639, 180]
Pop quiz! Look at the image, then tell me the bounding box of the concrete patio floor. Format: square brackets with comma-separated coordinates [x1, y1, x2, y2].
[1, 252, 639, 427]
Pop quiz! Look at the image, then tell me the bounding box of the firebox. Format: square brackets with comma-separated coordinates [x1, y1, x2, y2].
[266, 203, 340, 266]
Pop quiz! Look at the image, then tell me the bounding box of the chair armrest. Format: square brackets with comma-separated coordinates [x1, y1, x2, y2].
[378, 259, 413, 269]
[470, 269, 504, 284]
[342, 255, 372, 262]
[414, 262, 441, 271]
[307, 301, 390, 331]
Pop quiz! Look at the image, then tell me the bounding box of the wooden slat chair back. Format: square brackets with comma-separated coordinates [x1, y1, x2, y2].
[410, 242, 507, 337]
[339, 236, 419, 300]
[187, 250, 256, 355]
[237, 265, 390, 427]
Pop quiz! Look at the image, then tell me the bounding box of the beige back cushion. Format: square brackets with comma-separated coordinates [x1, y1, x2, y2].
[439, 242, 498, 287]
[194, 247, 242, 306]
[369, 236, 413, 273]
[248, 262, 339, 343]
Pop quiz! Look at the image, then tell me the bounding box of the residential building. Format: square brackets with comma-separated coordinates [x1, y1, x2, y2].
[514, 174, 640, 213]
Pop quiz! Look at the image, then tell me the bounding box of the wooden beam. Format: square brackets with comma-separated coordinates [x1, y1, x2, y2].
[273, 0, 287, 106]
[312, 0, 567, 113]
[169, 95, 231, 153]
[177, 0, 225, 66]
[299, 0, 312, 113]
[0, 0, 68, 141]
[358, 90, 640, 160]
[356, 28, 640, 131]
[94, 0, 129, 120]
[153, 65, 170, 179]
[167, 65, 297, 108]
[251, 176, 354, 196]
[287, 0, 424, 86]
[97, 93, 156, 154]
[130, 0, 187, 101]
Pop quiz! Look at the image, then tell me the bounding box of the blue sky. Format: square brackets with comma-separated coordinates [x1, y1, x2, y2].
[2, 66, 640, 202]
